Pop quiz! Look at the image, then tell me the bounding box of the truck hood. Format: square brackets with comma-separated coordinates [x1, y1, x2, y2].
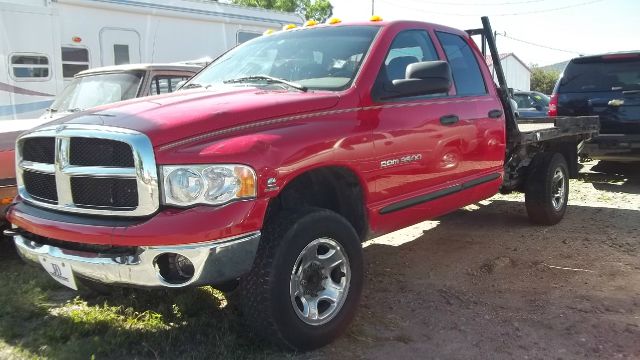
[38, 87, 340, 146]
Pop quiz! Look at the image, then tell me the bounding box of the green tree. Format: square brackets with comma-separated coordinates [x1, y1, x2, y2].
[530, 66, 560, 94]
[231, 0, 333, 22]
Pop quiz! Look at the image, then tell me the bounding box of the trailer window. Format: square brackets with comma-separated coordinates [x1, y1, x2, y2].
[62, 47, 90, 78]
[436, 32, 487, 96]
[10, 54, 50, 79]
[237, 31, 261, 45]
[114, 44, 130, 65]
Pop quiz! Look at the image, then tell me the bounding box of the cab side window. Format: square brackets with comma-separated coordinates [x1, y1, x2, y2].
[435, 31, 487, 96]
[374, 30, 440, 100]
[384, 30, 439, 82]
[149, 75, 192, 95]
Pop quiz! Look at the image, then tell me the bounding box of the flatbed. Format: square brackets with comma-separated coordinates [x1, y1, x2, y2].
[468, 17, 599, 192]
[516, 116, 599, 144]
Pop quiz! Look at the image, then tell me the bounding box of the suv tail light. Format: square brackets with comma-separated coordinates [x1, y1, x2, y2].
[548, 94, 558, 116]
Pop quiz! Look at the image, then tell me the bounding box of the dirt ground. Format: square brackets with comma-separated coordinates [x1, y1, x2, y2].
[307, 160, 640, 360]
[1, 160, 638, 359]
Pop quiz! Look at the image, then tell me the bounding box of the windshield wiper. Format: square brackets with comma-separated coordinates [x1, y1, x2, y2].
[46, 108, 58, 113]
[223, 75, 307, 92]
[181, 83, 204, 89]
[67, 108, 83, 113]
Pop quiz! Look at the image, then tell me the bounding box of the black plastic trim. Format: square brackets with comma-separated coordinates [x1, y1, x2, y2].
[0, 178, 17, 187]
[13, 200, 150, 227]
[380, 173, 500, 215]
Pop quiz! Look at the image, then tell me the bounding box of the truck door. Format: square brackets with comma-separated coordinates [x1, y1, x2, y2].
[100, 28, 141, 66]
[433, 31, 505, 178]
[369, 28, 504, 227]
[371, 29, 473, 202]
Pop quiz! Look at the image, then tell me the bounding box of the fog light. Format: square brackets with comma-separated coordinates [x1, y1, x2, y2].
[155, 253, 195, 284]
[175, 254, 195, 279]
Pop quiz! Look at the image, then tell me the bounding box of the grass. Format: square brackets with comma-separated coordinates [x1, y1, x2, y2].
[0, 239, 287, 360]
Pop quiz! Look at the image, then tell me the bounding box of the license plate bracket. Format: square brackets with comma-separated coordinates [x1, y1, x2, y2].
[38, 256, 78, 290]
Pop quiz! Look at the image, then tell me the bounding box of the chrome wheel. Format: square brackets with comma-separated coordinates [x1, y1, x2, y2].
[290, 238, 351, 326]
[551, 167, 566, 210]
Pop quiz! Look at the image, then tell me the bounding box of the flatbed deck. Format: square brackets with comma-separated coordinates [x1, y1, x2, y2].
[516, 116, 599, 145]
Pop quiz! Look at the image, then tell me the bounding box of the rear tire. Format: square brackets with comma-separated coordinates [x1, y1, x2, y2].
[240, 208, 363, 351]
[525, 152, 569, 225]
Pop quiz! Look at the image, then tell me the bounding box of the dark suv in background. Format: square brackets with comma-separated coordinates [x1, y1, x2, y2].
[549, 51, 640, 161]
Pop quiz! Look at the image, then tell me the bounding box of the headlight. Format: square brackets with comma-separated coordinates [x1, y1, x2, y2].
[161, 164, 256, 206]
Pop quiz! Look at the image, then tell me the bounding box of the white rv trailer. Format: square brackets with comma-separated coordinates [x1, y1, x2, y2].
[0, 0, 302, 120]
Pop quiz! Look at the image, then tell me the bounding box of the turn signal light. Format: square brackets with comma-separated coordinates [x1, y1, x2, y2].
[235, 167, 257, 198]
[0, 197, 13, 205]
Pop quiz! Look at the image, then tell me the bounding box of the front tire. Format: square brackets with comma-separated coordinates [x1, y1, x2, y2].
[240, 208, 363, 351]
[525, 152, 569, 225]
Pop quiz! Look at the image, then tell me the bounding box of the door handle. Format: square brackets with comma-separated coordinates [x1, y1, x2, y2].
[488, 109, 503, 118]
[440, 114, 459, 125]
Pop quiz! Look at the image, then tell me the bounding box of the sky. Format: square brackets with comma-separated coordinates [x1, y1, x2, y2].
[330, 0, 640, 67]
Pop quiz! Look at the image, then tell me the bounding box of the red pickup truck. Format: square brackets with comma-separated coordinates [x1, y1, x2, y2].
[4, 17, 598, 350]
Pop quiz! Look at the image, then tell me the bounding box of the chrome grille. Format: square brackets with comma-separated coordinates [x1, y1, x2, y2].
[16, 124, 159, 217]
[23, 171, 57, 203]
[22, 137, 55, 163]
[70, 177, 138, 209]
[69, 138, 134, 167]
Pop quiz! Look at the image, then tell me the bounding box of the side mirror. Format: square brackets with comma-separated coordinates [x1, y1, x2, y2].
[384, 61, 452, 99]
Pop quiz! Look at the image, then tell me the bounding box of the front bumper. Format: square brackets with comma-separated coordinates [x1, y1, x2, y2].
[11, 231, 260, 288]
[582, 134, 640, 161]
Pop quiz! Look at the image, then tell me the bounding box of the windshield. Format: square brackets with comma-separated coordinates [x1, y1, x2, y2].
[186, 26, 380, 91]
[559, 57, 640, 93]
[50, 71, 143, 113]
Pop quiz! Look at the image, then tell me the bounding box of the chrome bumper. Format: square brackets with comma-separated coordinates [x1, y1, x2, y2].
[11, 231, 260, 288]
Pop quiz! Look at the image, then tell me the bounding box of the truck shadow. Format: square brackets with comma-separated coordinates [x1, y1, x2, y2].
[331, 199, 640, 359]
[578, 160, 640, 195]
[0, 199, 638, 359]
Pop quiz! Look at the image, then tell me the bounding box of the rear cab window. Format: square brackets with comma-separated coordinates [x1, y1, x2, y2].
[558, 54, 640, 93]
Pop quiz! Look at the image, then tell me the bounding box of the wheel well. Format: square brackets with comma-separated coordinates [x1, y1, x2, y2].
[265, 167, 368, 240]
